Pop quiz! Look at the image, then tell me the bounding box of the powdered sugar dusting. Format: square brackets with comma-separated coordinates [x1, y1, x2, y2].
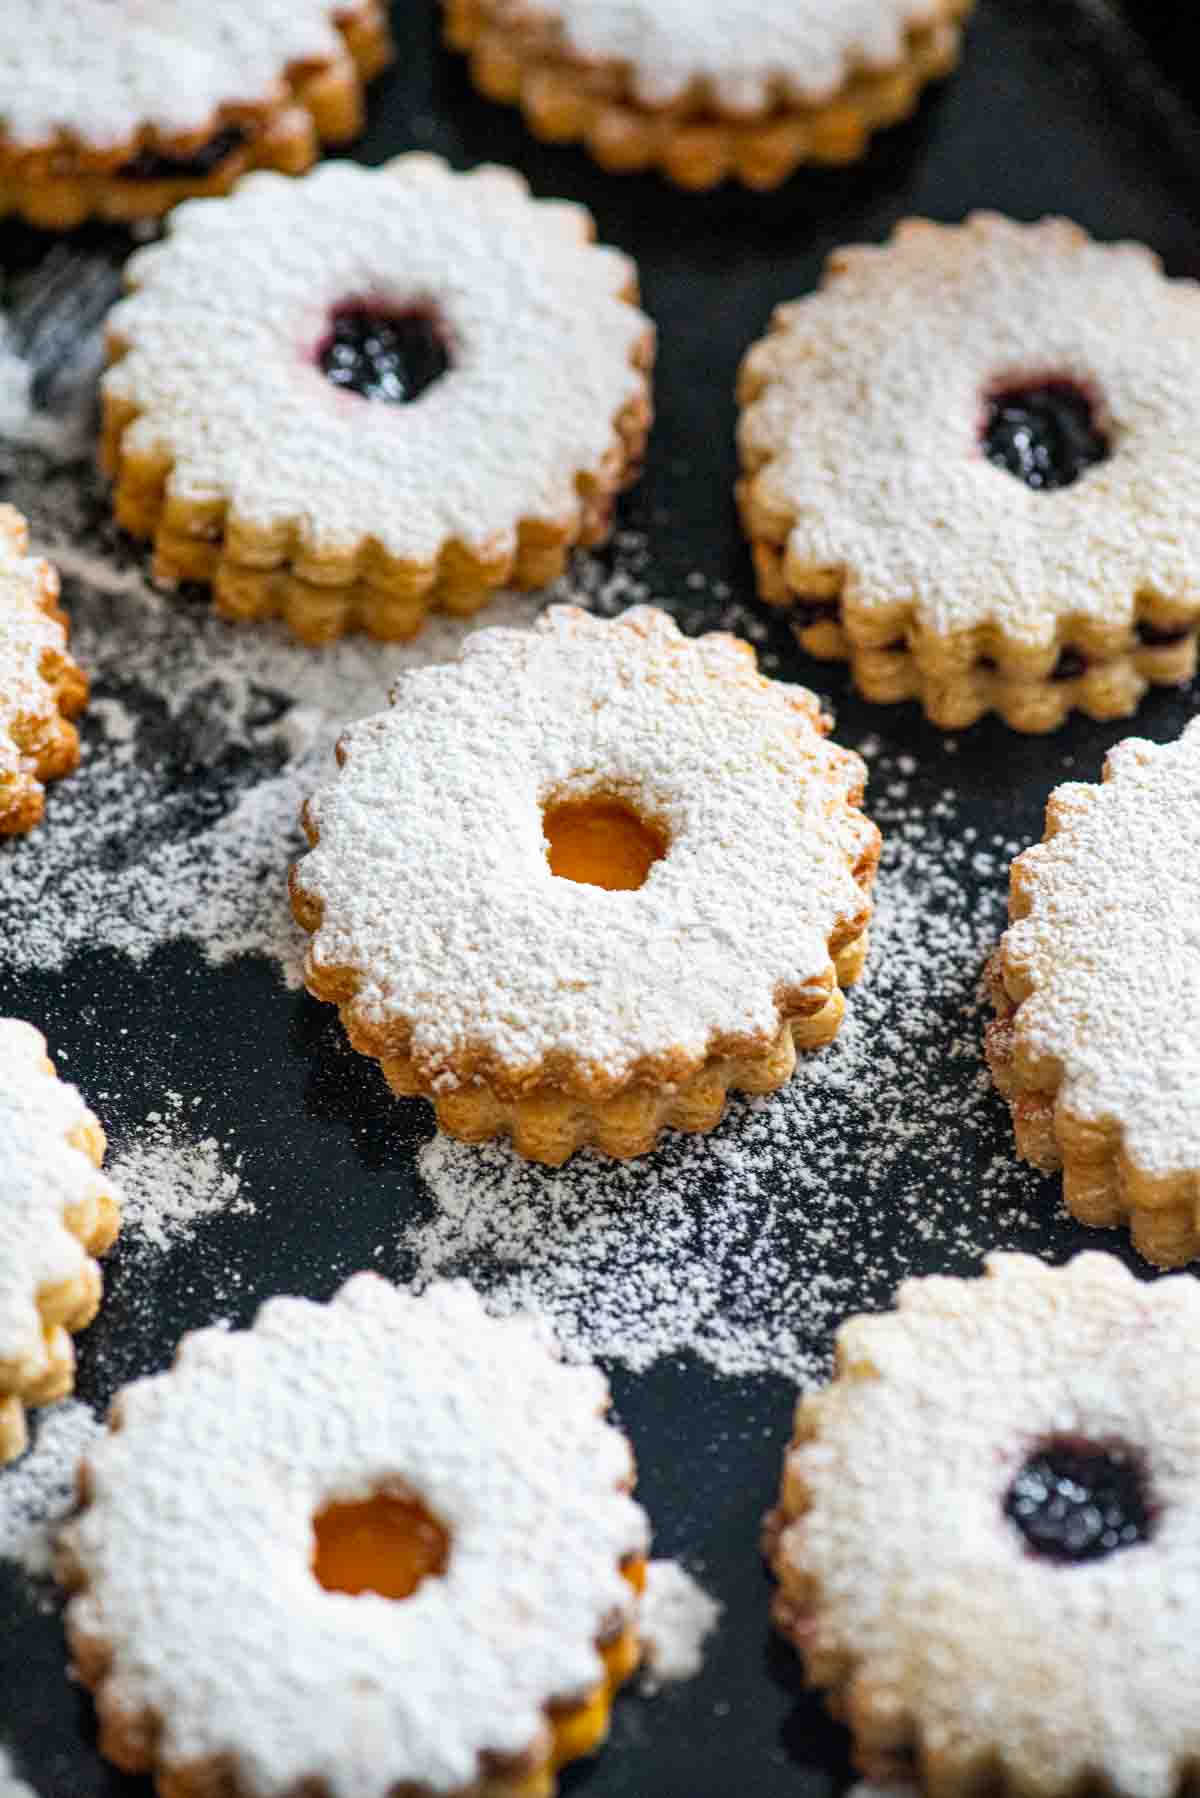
[409, 762, 1051, 1384]
[295, 604, 875, 1085]
[774, 1253, 1200, 1798]
[61, 1277, 648, 1797]
[638, 1559, 722, 1690]
[4, 262, 1056, 1392]
[106, 155, 648, 563]
[0, 508, 69, 794]
[998, 720, 1200, 1176]
[0, 1746, 40, 1797]
[0, 1019, 116, 1368]
[739, 215, 1200, 648]
[0, 1399, 102, 1581]
[105, 1094, 250, 1253]
[539, 0, 943, 110]
[0, 0, 348, 150]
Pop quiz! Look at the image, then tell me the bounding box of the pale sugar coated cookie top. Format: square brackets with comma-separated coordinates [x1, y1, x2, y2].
[292, 604, 878, 1091]
[998, 717, 1200, 1178]
[0, 0, 352, 150]
[779, 1252, 1200, 1798]
[102, 154, 651, 572]
[0, 1019, 114, 1372]
[738, 215, 1200, 648]
[61, 1275, 648, 1798]
[498, 0, 948, 111]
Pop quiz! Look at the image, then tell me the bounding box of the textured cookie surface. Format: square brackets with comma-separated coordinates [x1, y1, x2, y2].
[102, 155, 651, 574]
[61, 1276, 648, 1798]
[986, 719, 1200, 1266]
[292, 604, 878, 1096]
[739, 215, 1200, 650]
[487, 0, 952, 109]
[0, 1018, 119, 1462]
[770, 1252, 1200, 1798]
[0, 0, 356, 149]
[0, 505, 86, 835]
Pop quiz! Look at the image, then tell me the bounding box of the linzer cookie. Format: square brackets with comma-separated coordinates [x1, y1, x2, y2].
[987, 721, 1200, 1266]
[290, 605, 880, 1165]
[0, 0, 392, 229]
[59, 1276, 649, 1798]
[444, 0, 971, 189]
[0, 505, 88, 837]
[100, 155, 654, 644]
[737, 214, 1200, 731]
[767, 1252, 1200, 1798]
[0, 1019, 120, 1465]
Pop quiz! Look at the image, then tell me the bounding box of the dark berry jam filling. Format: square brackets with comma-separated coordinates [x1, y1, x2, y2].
[1005, 1437, 1154, 1563]
[1137, 620, 1191, 648]
[118, 125, 248, 182]
[318, 305, 450, 404]
[1051, 647, 1088, 682]
[791, 599, 840, 632]
[983, 381, 1108, 492]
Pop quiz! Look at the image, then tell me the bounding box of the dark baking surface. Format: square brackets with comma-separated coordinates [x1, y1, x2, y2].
[2, 3, 1199, 1793]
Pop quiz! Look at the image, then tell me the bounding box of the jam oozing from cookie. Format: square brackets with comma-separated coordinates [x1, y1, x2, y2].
[118, 126, 248, 182]
[1137, 620, 1191, 647]
[1005, 1437, 1153, 1563]
[311, 1493, 450, 1599]
[543, 797, 667, 892]
[791, 599, 841, 633]
[983, 382, 1108, 491]
[1051, 647, 1088, 682]
[318, 306, 450, 404]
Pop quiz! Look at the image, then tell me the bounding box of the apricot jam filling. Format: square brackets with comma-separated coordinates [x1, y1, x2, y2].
[311, 1492, 450, 1600]
[547, 1557, 646, 1774]
[543, 798, 666, 892]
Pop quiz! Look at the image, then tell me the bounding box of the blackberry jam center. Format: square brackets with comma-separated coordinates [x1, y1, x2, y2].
[318, 305, 450, 404]
[118, 125, 248, 182]
[983, 381, 1108, 492]
[1005, 1437, 1153, 1564]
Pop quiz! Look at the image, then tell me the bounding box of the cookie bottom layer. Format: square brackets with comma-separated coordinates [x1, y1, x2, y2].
[0, 1110, 119, 1466]
[444, 0, 969, 189]
[356, 932, 869, 1167]
[0, 3, 392, 229]
[62, 1556, 646, 1798]
[985, 966, 1200, 1268]
[103, 382, 652, 646]
[746, 532, 1198, 733]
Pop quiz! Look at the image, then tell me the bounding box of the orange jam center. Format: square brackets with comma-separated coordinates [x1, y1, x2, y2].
[543, 798, 666, 892]
[311, 1493, 450, 1601]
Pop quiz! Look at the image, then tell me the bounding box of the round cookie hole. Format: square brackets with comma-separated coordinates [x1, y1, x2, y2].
[981, 379, 1109, 492]
[1004, 1435, 1155, 1564]
[543, 795, 667, 892]
[317, 302, 451, 404]
[311, 1491, 450, 1600]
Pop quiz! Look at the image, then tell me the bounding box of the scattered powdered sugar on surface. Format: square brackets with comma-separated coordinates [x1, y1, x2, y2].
[0, 1748, 39, 1798]
[409, 772, 1051, 1384]
[0, 1399, 102, 1581]
[105, 1092, 250, 1253]
[2, 253, 1058, 1395]
[638, 1559, 722, 1690]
